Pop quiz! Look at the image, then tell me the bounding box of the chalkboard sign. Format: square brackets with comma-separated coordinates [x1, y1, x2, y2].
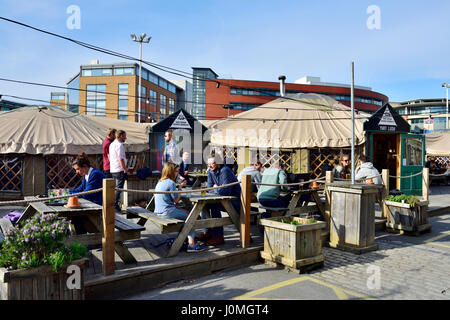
[363, 103, 410, 133]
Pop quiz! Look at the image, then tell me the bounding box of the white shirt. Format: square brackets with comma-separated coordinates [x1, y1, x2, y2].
[109, 139, 127, 173]
[85, 167, 93, 182]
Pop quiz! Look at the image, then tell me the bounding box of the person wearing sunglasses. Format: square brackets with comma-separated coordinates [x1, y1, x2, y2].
[333, 154, 351, 179]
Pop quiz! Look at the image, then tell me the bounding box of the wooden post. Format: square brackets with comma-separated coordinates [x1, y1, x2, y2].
[422, 167, 429, 201]
[240, 174, 251, 248]
[324, 171, 333, 228]
[382, 169, 389, 220]
[102, 178, 115, 275]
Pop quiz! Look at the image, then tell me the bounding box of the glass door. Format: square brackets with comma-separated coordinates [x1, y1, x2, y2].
[399, 133, 425, 195]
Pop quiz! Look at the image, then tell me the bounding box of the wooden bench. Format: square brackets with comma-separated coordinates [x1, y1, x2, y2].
[126, 206, 185, 234]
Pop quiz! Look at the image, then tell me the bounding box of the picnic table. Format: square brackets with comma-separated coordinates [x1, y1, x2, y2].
[287, 188, 325, 217]
[187, 172, 208, 187]
[127, 192, 241, 257]
[22, 196, 144, 264]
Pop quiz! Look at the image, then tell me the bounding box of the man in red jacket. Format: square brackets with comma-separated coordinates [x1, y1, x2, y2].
[102, 128, 116, 178]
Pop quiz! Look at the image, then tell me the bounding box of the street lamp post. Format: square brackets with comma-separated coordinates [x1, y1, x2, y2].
[131, 33, 151, 123]
[442, 82, 449, 130]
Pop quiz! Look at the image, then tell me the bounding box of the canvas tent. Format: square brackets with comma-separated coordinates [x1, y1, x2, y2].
[425, 130, 450, 156]
[0, 106, 151, 155]
[205, 93, 370, 176]
[0, 106, 152, 199]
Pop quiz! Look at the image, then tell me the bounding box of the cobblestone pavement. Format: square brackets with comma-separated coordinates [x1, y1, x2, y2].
[124, 213, 450, 300]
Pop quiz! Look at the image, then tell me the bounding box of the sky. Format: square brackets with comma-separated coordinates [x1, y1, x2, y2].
[1, 0, 450, 104]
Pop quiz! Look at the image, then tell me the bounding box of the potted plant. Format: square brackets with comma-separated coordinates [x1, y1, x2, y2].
[0, 212, 89, 300]
[259, 215, 326, 273]
[384, 194, 431, 235]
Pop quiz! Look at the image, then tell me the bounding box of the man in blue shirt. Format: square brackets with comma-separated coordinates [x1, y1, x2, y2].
[198, 154, 241, 246]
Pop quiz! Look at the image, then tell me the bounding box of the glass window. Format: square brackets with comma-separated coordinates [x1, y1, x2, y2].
[114, 67, 134, 75]
[168, 83, 176, 93]
[118, 84, 128, 120]
[148, 72, 158, 84]
[169, 98, 175, 113]
[141, 69, 148, 81]
[160, 94, 167, 115]
[159, 78, 168, 90]
[86, 84, 106, 117]
[149, 90, 157, 107]
[404, 138, 422, 166]
[82, 68, 112, 76]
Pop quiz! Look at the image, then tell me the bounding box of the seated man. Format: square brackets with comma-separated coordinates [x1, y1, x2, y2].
[198, 154, 241, 246]
[237, 160, 263, 201]
[178, 152, 194, 186]
[355, 155, 382, 184]
[257, 162, 290, 218]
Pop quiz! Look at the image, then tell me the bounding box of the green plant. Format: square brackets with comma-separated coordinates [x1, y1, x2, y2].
[385, 194, 419, 208]
[0, 212, 87, 272]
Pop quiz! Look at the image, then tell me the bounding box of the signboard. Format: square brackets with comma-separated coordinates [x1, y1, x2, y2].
[170, 111, 192, 129]
[363, 103, 410, 133]
[378, 108, 397, 131]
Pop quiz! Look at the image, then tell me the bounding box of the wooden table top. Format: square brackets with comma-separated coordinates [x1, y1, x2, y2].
[25, 196, 102, 217]
[180, 193, 238, 203]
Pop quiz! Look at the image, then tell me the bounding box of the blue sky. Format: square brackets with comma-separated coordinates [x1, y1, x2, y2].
[1, 0, 450, 103]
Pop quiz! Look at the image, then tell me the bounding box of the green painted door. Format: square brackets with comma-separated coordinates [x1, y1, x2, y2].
[399, 133, 425, 195]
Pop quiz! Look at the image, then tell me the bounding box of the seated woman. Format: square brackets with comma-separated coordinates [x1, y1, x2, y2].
[154, 162, 205, 253]
[69, 153, 105, 234]
[70, 152, 105, 205]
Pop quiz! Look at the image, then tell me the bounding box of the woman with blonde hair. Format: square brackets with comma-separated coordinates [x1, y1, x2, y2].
[154, 161, 205, 253]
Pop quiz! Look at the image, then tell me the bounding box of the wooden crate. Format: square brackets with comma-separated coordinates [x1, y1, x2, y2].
[122, 175, 160, 209]
[385, 200, 431, 235]
[259, 216, 326, 273]
[0, 258, 88, 300]
[327, 183, 381, 254]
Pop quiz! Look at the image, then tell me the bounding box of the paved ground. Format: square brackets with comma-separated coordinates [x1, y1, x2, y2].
[123, 213, 450, 301]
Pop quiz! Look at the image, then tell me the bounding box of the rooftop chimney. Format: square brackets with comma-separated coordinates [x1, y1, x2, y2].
[278, 75, 286, 97]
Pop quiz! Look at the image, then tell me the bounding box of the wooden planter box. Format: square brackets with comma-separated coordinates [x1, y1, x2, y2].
[327, 183, 381, 254]
[385, 200, 431, 235]
[0, 258, 89, 300]
[260, 216, 326, 273]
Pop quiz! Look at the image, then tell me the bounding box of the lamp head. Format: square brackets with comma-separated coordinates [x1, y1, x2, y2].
[130, 34, 137, 41]
[443, 82, 448, 88]
[141, 33, 147, 39]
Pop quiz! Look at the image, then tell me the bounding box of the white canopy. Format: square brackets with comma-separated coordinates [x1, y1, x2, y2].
[207, 93, 370, 149]
[425, 130, 450, 156]
[0, 106, 152, 155]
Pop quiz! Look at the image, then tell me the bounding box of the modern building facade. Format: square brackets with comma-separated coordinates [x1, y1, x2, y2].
[59, 61, 181, 122]
[192, 67, 219, 119]
[392, 98, 450, 133]
[49, 92, 67, 109]
[169, 79, 193, 114]
[192, 68, 389, 120]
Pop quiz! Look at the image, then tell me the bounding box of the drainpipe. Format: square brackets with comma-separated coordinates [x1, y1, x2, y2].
[278, 76, 286, 97]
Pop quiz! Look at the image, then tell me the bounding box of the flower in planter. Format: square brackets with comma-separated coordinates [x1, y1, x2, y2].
[0, 212, 87, 272]
[385, 195, 419, 208]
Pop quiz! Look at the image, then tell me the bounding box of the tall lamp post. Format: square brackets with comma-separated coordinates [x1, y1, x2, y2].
[131, 33, 151, 123]
[442, 82, 449, 130]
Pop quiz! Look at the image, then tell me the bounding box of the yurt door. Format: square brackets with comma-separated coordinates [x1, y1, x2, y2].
[399, 133, 425, 195]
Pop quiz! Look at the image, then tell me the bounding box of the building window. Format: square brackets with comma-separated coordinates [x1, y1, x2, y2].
[67, 75, 79, 113]
[82, 68, 112, 77]
[51, 93, 66, 100]
[159, 78, 168, 90]
[86, 84, 106, 117]
[141, 69, 148, 81]
[118, 84, 128, 120]
[169, 98, 175, 113]
[229, 102, 259, 111]
[148, 72, 158, 84]
[160, 94, 167, 119]
[114, 67, 134, 76]
[168, 83, 176, 93]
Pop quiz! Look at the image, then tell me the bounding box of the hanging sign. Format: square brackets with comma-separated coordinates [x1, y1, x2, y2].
[170, 111, 192, 129]
[378, 108, 397, 131]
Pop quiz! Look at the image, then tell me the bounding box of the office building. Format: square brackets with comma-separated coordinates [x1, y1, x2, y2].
[54, 61, 182, 122]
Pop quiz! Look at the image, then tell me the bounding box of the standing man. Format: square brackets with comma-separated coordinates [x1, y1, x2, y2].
[102, 128, 116, 178]
[109, 130, 128, 212]
[163, 129, 181, 166]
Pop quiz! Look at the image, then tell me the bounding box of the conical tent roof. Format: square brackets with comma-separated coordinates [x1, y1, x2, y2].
[0, 106, 151, 155]
[207, 93, 370, 149]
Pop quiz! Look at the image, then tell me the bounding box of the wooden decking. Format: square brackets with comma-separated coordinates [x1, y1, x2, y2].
[83, 215, 265, 300]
